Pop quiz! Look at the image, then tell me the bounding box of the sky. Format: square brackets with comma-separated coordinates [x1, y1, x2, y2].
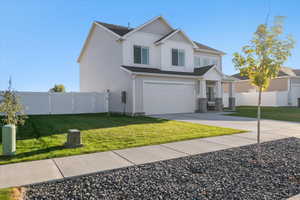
[0, 0, 299, 92]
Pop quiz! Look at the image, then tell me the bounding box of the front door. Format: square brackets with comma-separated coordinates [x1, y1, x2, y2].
[207, 86, 215, 101]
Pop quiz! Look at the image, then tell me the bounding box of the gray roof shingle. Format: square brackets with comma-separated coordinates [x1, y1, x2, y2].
[155, 30, 177, 43]
[95, 21, 133, 36]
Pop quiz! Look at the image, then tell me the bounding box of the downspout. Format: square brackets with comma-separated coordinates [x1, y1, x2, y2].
[132, 74, 136, 115]
[287, 77, 292, 106]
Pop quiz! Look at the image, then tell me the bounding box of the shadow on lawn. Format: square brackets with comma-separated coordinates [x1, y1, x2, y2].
[0, 113, 168, 141]
[0, 145, 65, 162]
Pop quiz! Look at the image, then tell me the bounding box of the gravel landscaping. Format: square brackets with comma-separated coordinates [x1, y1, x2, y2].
[25, 137, 300, 200]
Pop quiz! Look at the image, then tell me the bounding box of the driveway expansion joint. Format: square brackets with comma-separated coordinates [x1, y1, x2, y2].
[51, 159, 65, 178]
[159, 144, 191, 156]
[111, 150, 137, 165]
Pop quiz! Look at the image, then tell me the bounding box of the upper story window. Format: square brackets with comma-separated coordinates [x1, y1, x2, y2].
[194, 56, 201, 67]
[134, 45, 149, 65]
[194, 56, 219, 68]
[202, 58, 210, 66]
[211, 58, 218, 66]
[171, 48, 185, 66]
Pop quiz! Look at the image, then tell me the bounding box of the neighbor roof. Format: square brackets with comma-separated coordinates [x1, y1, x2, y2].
[121, 65, 214, 77]
[232, 67, 300, 80]
[294, 69, 300, 76]
[95, 21, 133, 36]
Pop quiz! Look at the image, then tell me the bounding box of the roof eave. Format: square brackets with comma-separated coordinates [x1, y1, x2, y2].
[194, 48, 226, 55]
[155, 29, 198, 49]
[94, 22, 123, 39]
[120, 66, 203, 79]
[77, 23, 96, 63]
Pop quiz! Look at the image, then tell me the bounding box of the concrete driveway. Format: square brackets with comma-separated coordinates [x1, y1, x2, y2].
[151, 112, 300, 139]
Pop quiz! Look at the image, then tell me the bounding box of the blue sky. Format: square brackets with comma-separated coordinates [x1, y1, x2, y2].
[0, 0, 299, 91]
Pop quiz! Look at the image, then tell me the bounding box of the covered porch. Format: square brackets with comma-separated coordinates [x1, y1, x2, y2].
[196, 75, 236, 113]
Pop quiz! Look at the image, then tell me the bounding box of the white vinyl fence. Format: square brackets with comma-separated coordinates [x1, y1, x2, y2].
[223, 91, 291, 107]
[0, 92, 109, 115]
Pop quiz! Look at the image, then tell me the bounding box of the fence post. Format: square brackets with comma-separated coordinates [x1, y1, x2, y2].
[48, 92, 52, 114]
[71, 92, 75, 113]
[91, 92, 96, 113]
[105, 90, 110, 113]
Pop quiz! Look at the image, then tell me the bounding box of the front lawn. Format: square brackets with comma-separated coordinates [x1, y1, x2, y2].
[0, 113, 244, 165]
[0, 188, 11, 200]
[227, 106, 300, 122]
[0, 187, 24, 200]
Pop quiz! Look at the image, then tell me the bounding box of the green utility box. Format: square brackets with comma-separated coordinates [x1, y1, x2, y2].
[2, 124, 16, 156]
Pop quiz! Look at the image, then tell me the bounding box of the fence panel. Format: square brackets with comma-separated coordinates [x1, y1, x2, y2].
[73, 93, 95, 114]
[234, 91, 289, 107]
[51, 93, 74, 114]
[223, 93, 229, 108]
[19, 92, 50, 115]
[0, 91, 109, 115]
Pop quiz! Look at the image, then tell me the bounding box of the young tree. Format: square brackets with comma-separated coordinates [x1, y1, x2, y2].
[50, 84, 66, 93]
[0, 79, 27, 126]
[233, 16, 295, 162]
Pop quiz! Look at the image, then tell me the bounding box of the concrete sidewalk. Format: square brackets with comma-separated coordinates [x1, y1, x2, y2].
[0, 113, 298, 189]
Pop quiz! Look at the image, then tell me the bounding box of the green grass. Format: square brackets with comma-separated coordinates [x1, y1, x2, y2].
[0, 113, 244, 165]
[0, 188, 12, 200]
[227, 106, 300, 122]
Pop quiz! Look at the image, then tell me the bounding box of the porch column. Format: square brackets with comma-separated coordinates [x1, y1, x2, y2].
[215, 81, 223, 111]
[228, 81, 236, 111]
[196, 79, 207, 113]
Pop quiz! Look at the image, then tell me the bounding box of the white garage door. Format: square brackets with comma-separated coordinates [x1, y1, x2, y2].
[143, 81, 196, 115]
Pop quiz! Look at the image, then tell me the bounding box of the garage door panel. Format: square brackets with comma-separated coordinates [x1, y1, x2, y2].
[143, 81, 196, 115]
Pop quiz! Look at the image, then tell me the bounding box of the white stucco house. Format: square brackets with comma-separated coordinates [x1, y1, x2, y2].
[78, 16, 236, 115]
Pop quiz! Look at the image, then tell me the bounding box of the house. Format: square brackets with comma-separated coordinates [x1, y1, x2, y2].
[78, 16, 236, 115]
[228, 67, 300, 107]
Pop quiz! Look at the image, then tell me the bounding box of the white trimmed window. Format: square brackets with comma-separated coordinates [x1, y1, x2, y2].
[202, 58, 209, 66]
[134, 45, 149, 65]
[172, 48, 185, 66]
[194, 56, 201, 67]
[211, 58, 218, 66]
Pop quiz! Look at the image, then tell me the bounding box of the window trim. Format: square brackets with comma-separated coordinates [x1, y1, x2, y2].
[171, 48, 185, 67]
[133, 45, 149, 65]
[194, 56, 201, 67]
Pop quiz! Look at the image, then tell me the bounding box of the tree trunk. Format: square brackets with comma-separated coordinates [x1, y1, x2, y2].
[257, 87, 262, 162]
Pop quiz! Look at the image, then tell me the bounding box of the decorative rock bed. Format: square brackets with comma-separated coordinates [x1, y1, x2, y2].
[25, 137, 300, 200]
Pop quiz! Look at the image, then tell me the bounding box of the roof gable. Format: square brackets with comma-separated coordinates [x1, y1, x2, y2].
[78, 16, 227, 62]
[122, 16, 173, 38]
[155, 29, 198, 48]
[203, 66, 224, 80]
[139, 17, 173, 35]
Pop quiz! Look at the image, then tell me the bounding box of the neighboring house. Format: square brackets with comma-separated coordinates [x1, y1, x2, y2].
[228, 67, 300, 106]
[78, 16, 235, 115]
